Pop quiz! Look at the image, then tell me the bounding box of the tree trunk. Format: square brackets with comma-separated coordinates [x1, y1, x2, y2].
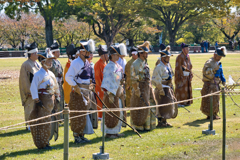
[21, 39, 24, 50]
[169, 33, 176, 47]
[44, 16, 53, 47]
[105, 38, 113, 50]
[129, 38, 134, 47]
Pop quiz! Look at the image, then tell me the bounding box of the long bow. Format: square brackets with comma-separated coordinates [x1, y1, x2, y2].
[92, 89, 142, 138]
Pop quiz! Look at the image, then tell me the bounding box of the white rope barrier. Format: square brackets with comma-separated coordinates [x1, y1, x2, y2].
[1, 89, 239, 131]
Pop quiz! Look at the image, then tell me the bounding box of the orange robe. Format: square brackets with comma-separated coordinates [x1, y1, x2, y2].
[94, 58, 107, 118]
[63, 60, 72, 104]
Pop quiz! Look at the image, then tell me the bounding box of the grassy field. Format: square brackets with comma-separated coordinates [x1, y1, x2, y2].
[0, 53, 240, 160]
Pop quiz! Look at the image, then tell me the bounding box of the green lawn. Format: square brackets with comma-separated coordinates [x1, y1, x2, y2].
[0, 53, 240, 160]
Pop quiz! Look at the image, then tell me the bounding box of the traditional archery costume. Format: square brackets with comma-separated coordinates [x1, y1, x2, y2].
[94, 45, 108, 119]
[19, 42, 41, 129]
[117, 54, 127, 73]
[29, 53, 60, 149]
[175, 43, 193, 106]
[125, 47, 138, 107]
[130, 41, 156, 131]
[152, 46, 178, 127]
[201, 47, 226, 119]
[101, 43, 126, 138]
[63, 44, 78, 104]
[65, 39, 96, 143]
[48, 42, 64, 120]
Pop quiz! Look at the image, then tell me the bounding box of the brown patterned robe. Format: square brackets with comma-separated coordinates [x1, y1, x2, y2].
[69, 84, 95, 134]
[29, 94, 55, 149]
[174, 52, 193, 106]
[125, 58, 135, 107]
[201, 57, 223, 116]
[49, 59, 64, 120]
[104, 86, 125, 129]
[130, 58, 156, 131]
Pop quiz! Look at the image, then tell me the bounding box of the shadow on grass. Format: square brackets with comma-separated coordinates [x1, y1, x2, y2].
[0, 143, 64, 160]
[183, 118, 209, 127]
[0, 129, 30, 138]
[0, 128, 146, 159]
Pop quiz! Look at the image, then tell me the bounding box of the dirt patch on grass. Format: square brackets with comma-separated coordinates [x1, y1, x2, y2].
[0, 70, 19, 80]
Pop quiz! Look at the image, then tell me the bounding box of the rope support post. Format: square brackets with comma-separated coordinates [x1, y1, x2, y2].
[63, 107, 69, 160]
[92, 106, 109, 159]
[210, 95, 213, 131]
[222, 88, 226, 160]
[202, 95, 215, 135]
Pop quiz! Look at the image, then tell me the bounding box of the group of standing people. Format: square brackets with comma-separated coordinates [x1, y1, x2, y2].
[200, 40, 210, 53]
[228, 39, 240, 51]
[19, 39, 227, 149]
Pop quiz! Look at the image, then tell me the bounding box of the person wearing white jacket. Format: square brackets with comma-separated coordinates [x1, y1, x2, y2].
[151, 46, 178, 127]
[29, 53, 60, 150]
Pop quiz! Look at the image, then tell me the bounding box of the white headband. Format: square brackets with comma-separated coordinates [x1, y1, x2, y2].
[138, 50, 149, 53]
[24, 48, 38, 58]
[51, 49, 60, 53]
[132, 51, 138, 55]
[80, 49, 85, 51]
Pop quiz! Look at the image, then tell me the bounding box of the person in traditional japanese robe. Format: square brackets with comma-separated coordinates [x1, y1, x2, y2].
[63, 44, 79, 104]
[101, 43, 127, 138]
[125, 47, 138, 107]
[48, 42, 64, 120]
[65, 39, 96, 143]
[152, 46, 178, 127]
[94, 45, 109, 119]
[88, 51, 95, 71]
[19, 42, 41, 130]
[29, 53, 60, 149]
[201, 47, 226, 119]
[130, 41, 156, 131]
[117, 52, 127, 73]
[174, 43, 193, 106]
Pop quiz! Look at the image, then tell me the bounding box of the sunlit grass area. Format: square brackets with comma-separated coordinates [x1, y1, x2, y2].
[0, 53, 240, 159]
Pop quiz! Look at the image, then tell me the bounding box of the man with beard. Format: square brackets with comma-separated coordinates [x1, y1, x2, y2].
[130, 41, 156, 131]
[29, 53, 60, 149]
[101, 43, 126, 138]
[19, 42, 41, 130]
[201, 47, 226, 119]
[175, 43, 193, 107]
[65, 39, 96, 143]
[152, 46, 178, 127]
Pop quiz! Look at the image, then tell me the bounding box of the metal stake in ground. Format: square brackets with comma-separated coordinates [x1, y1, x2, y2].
[92, 103, 109, 159]
[63, 107, 69, 160]
[202, 95, 215, 135]
[222, 87, 226, 160]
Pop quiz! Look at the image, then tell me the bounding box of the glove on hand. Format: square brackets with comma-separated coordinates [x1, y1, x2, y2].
[108, 93, 115, 103]
[36, 100, 44, 108]
[132, 83, 141, 97]
[73, 85, 82, 95]
[222, 82, 226, 86]
[156, 84, 165, 96]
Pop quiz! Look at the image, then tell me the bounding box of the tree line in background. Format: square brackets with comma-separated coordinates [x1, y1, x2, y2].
[0, 0, 240, 49]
